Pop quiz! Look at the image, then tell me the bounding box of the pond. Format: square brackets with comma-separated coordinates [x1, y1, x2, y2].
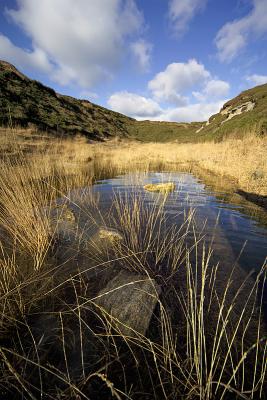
[59, 170, 267, 319]
[85, 171, 267, 274]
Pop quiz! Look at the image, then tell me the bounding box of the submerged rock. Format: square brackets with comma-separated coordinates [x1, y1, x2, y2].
[95, 270, 161, 336]
[49, 204, 76, 234]
[56, 204, 76, 223]
[98, 227, 123, 242]
[144, 182, 175, 193]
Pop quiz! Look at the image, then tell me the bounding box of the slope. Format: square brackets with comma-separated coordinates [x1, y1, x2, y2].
[0, 60, 134, 140]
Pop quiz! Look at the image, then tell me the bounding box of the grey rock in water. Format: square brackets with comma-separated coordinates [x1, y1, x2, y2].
[95, 270, 161, 337]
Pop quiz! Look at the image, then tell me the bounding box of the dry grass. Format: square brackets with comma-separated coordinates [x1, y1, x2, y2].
[1, 127, 266, 195]
[0, 127, 266, 399]
[91, 133, 267, 196]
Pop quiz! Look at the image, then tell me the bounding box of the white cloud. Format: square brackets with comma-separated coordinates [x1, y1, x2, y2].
[0, 34, 52, 73]
[148, 59, 210, 105]
[203, 79, 230, 98]
[109, 59, 229, 122]
[4, 0, 144, 88]
[108, 91, 162, 119]
[193, 79, 230, 101]
[131, 39, 152, 72]
[168, 0, 207, 35]
[246, 74, 267, 86]
[78, 90, 99, 101]
[156, 100, 225, 122]
[108, 90, 226, 122]
[215, 0, 267, 62]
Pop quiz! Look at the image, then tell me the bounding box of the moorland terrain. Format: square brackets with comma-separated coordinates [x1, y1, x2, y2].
[0, 60, 266, 399]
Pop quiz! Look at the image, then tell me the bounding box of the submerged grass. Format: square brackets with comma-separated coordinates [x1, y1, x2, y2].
[0, 127, 266, 399]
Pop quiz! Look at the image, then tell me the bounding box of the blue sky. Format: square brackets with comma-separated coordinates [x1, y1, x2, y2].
[0, 0, 267, 122]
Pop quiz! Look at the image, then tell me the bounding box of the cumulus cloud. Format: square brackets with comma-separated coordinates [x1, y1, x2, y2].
[193, 79, 230, 101]
[148, 59, 210, 105]
[131, 39, 152, 72]
[168, 0, 207, 35]
[156, 100, 225, 122]
[108, 91, 225, 122]
[108, 91, 162, 119]
[0, 34, 52, 73]
[215, 0, 267, 62]
[246, 74, 267, 86]
[3, 0, 144, 88]
[108, 59, 229, 122]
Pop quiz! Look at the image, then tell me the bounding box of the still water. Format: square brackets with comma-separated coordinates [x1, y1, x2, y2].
[86, 171, 267, 275]
[60, 171, 267, 324]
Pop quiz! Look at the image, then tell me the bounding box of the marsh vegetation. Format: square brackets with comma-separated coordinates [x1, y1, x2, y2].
[0, 128, 266, 399]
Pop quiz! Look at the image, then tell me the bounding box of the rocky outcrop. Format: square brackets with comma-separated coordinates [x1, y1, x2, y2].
[221, 101, 255, 123]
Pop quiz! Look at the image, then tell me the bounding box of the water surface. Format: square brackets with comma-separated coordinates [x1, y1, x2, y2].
[87, 171, 267, 274]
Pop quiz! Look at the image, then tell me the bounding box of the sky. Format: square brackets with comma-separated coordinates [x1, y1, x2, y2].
[0, 0, 267, 122]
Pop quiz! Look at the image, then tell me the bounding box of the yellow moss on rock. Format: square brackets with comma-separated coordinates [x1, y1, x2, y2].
[143, 182, 175, 193]
[99, 228, 123, 242]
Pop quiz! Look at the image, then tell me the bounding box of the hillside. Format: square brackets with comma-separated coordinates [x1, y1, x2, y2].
[130, 84, 267, 142]
[0, 60, 267, 142]
[0, 60, 202, 141]
[192, 84, 267, 141]
[0, 60, 134, 140]
[127, 120, 203, 142]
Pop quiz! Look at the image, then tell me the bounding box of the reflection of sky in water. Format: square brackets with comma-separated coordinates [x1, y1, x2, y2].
[89, 172, 267, 274]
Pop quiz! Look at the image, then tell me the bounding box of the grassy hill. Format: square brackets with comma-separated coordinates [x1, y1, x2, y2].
[189, 84, 267, 141]
[1, 60, 267, 142]
[129, 84, 267, 142]
[0, 60, 134, 140]
[127, 120, 203, 142]
[0, 60, 203, 142]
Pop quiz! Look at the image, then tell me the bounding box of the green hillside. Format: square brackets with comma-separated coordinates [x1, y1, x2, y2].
[1, 60, 267, 142]
[128, 84, 267, 142]
[191, 84, 267, 141]
[0, 60, 203, 142]
[0, 60, 134, 140]
[127, 120, 203, 142]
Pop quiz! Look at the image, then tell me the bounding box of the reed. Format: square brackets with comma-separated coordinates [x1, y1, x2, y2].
[0, 128, 266, 399]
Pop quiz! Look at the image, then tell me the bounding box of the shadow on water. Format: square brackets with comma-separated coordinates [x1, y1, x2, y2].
[236, 189, 267, 210]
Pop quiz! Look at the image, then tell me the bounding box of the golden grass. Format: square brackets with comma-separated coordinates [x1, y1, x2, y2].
[1, 127, 266, 195]
[0, 127, 266, 399]
[91, 133, 267, 196]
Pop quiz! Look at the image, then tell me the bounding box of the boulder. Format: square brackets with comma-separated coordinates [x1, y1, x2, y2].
[95, 270, 161, 337]
[49, 204, 76, 235]
[144, 182, 175, 193]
